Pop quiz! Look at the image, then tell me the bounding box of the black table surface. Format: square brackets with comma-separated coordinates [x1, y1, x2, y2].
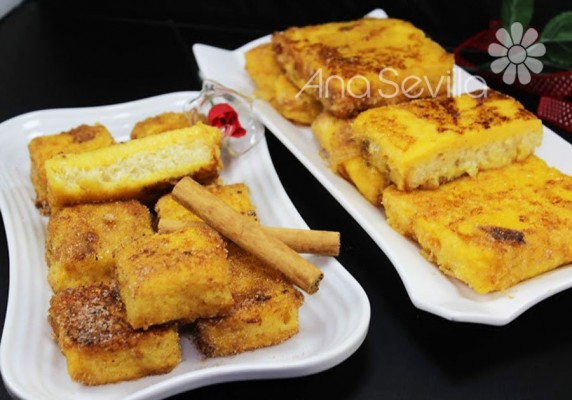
[1, 1, 572, 399]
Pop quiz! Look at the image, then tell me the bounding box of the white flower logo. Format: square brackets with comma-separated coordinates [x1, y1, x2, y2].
[488, 22, 546, 85]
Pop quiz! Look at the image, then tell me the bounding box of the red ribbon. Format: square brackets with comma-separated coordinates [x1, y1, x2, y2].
[454, 21, 572, 132]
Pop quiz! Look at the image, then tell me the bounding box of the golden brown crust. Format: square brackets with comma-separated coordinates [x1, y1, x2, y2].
[383, 156, 572, 293]
[352, 89, 543, 190]
[155, 183, 258, 232]
[46, 200, 153, 292]
[28, 124, 115, 215]
[311, 112, 360, 176]
[245, 43, 322, 125]
[357, 90, 536, 151]
[49, 283, 181, 385]
[130, 112, 191, 139]
[311, 111, 389, 204]
[115, 227, 233, 329]
[194, 244, 303, 357]
[273, 18, 454, 118]
[49, 283, 170, 351]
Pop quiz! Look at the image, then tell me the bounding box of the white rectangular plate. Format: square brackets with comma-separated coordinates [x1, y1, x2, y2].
[0, 92, 370, 400]
[193, 9, 572, 326]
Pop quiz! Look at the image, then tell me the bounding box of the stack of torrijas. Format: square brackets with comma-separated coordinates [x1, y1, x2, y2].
[245, 15, 572, 294]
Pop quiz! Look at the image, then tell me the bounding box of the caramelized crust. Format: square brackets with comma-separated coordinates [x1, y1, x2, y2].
[49, 283, 181, 385]
[115, 227, 233, 329]
[50, 283, 146, 350]
[311, 111, 388, 204]
[155, 183, 258, 233]
[245, 43, 322, 125]
[155, 183, 304, 357]
[383, 156, 572, 293]
[28, 124, 115, 215]
[273, 18, 454, 118]
[311, 112, 360, 174]
[353, 90, 543, 190]
[130, 112, 191, 139]
[194, 244, 304, 357]
[46, 200, 153, 292]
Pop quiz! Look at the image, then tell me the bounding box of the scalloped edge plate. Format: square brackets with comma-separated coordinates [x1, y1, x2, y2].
[0, 91, 370, 400]
[193, 9, 572, 325]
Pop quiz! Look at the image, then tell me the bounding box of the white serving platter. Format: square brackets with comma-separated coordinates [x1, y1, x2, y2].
[0, 91, 370, 400]
[193, 9, 572, 325]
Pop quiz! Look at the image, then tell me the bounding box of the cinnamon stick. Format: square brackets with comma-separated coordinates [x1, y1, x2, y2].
[158, 219, 340, 256]
[172, 177, 324, 294]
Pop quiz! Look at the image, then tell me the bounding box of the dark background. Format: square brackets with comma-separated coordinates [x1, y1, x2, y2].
[1, 1, 571, 399]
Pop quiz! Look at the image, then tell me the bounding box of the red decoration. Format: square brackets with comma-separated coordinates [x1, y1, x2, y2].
[454, 21, 572, 133]
[207, 103, 247, 138]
